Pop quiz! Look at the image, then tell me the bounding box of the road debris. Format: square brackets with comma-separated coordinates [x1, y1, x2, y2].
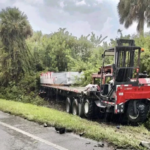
[79, 132, 85, 136]
[43, 123, 48, 127]
[94, 142, 104, 148]
[55, 127, 66, 134]
[140, 141, 150, 149]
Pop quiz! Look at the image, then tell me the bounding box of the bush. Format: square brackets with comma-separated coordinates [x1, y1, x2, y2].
[0, 73, 46, 106]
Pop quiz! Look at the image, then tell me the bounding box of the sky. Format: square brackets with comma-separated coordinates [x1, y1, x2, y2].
[0, 0, 150, 42]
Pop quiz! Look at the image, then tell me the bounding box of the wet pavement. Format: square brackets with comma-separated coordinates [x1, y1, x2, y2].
[0, 111, 114, 150]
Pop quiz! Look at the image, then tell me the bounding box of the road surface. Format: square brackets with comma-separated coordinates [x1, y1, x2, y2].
[0, 111, 114, 150]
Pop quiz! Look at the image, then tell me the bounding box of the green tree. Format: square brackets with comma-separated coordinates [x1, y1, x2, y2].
[26, 31, 45, 71]
[90, 32, 107, 47]
[40, 28, 72, 72]
[74, 35, 93, 62]
[0, 7, 32, 84]
[117, 0, 150, 36]
[134, 35, 150, 73]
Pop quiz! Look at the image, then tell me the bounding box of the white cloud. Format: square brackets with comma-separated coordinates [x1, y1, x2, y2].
[25, 0, 44, 5]
[67, 21, 91, 37]
[76, 0, 86, 6]
[60, 1, 65, 8]
[0, 0, 8, 4]
[101, 17, 113, 38]
[95, 0, 103, 4]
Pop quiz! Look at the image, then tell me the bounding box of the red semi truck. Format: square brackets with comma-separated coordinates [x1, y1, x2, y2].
[39, 39, 150, 124]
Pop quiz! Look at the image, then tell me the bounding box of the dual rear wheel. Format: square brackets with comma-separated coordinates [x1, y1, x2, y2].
[65, 97, 81, 116]
[65, 97, 94, 118]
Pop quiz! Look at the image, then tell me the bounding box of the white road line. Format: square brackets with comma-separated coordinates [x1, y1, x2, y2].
[0, 121, 68, 150]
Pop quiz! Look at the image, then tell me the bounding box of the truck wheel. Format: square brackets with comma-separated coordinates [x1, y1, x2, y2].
[78, 98, 84, 117]
[83, 99, 94, 119]
[127, 100, 149, 124]
[72, 99, 79, 115]
[66, 97, 71, 113]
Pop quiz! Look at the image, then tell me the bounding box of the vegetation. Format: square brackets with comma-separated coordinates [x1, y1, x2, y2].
[0, 98, 149, 150]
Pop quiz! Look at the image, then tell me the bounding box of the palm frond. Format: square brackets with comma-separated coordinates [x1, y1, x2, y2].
[117, 0, 148, 35]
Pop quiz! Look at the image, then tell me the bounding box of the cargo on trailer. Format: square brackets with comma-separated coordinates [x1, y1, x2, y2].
[40, 72, 83, 85]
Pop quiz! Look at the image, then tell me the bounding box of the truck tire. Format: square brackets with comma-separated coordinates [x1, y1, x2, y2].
[78, 99, 84, 117]
[66, 97, 72, 113]
[83, 99, 94, 119]
[127, 100, 149, 124]
[72, 99, 79, 115]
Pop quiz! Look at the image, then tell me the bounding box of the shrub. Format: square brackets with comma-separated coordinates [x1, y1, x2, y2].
[0, 73, 46, 106]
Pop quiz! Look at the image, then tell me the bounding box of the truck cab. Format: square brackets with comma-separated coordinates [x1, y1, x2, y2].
[92, 39, 150, 123]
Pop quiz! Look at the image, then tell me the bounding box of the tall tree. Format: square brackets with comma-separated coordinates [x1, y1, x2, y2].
[117, 0, 150, 36]
[0, 7, 32, 84]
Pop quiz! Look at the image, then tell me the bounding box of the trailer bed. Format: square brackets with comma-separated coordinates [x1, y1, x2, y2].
[41, 84, 86, 93]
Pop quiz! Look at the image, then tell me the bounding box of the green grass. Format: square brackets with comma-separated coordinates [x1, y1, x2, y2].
[0, 99, 149, 150]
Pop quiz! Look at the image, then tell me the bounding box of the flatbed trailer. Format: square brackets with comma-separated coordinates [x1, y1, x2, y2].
[41, 84, 86, 94]
[40, 82, 117, 120]
[39, 39, 150, 124]
[39, 83, 102, 118]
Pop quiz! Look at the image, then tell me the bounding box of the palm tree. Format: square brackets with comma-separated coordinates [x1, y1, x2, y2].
[0, 7, 33, 84]
[117, 0, 150, 36]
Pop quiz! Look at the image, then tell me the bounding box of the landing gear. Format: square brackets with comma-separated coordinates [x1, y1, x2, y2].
[127, 100, 149, 123]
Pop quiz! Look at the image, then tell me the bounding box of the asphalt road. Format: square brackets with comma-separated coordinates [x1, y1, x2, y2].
[0, 111, 114, 150]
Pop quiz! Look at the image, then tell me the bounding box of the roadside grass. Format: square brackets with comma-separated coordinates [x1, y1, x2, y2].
[0, 99, 149, 150]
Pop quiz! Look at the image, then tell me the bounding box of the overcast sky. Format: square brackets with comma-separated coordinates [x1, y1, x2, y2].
[0, 0, 150, 41]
